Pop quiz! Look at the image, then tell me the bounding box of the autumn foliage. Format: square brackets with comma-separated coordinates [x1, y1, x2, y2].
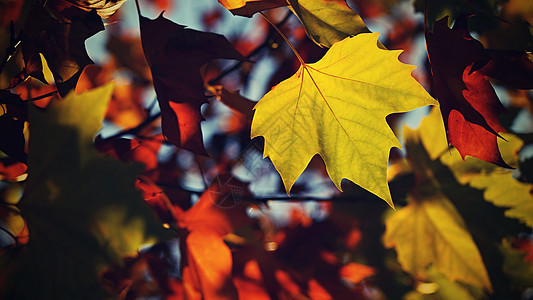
[1, 0, 533, 299]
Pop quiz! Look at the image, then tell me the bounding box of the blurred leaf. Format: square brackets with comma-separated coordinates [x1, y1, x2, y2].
[415, 0, 499, 30]
[218, 0, 288, 17]
[62, 0, 127, 18]
[179, 174, 250, 299]
[0, 84, 171, 298]
[425, 266, 477, 300]
[438, 132, 533, 227]
[383, 193, 492, 291]
[500, 238, 533, 289]
[288, 0, 370, 48]
[418, 107, 448, 161]
[470, 172, 533, 228]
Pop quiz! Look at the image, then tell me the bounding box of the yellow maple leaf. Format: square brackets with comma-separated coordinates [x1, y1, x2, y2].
[383, 194, 493, 291]
[251, 33, 437, 207]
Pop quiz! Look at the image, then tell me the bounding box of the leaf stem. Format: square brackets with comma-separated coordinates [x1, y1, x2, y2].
[260, 12, 304, 66]
[102, 112, 161, 140]
[194, 154, 208, 190]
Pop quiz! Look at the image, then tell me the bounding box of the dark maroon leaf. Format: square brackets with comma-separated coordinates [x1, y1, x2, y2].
[0, 114, 26, 163]
[21, 2, 104, 97]
[139, 12, 245, 155]
[425, 15, 532, 167]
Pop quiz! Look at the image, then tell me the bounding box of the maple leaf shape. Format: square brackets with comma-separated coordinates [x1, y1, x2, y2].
[251, 33, 436, 206]
[218, 0, 288, 17]
[21, 2, 104, 97]
[288, 0, 370, 48]
[0, 84, 171, 298]
[139, 12, 245, 155]
[426, 15, 533, 167]
[383, 193, 492, 291]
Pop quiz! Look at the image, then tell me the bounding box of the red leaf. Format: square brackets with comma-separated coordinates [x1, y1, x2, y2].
[447, 67, 509, 168]
[139, 12, 245, 155]
[425, 15, 530, 166]
[446, 65, 509, 167]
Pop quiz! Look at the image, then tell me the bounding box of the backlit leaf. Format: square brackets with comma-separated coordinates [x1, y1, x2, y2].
[383, 194, 492, 291]
[288, 0, 370, 48]
[139, 12, 245, 155]
[218, 0, 288, 17]
[251, 33, 436, 206]
[21, 2, 104, 96]
[470, 172, 533, 228]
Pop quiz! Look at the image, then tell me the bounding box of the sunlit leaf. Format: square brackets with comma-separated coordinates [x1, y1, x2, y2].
[251, 33, 437, 206]
[470, 172, 533, 228]
[384, 194, 492, 291]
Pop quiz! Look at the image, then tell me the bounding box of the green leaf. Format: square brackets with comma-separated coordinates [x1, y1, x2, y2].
[470, 172, 533, 228]
[1, 84, 171, 298]
[288, 0, 370, 48]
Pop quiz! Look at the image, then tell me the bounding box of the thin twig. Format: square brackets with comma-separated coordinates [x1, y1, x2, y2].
[194, 154, 208, 190]
[260, 12, 304, 65]
[28, 90, 58, 101]
[154, 181, 393, 204]
[103, 112, 161, 140]
[207, 11, 293, 86]
[134, 0, 142, 17]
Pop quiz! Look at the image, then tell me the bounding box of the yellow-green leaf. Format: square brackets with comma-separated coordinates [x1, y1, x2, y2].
[440, 133, 523, 184]
[288, 0, 370, 48]
[470, 172, 533, 228]
[1, 84, 171, 298]
[251, 33, 436, 206]
[418, 106, 448, 160]
[437, 132, 532, 227]
[383, 194, 492, 291]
